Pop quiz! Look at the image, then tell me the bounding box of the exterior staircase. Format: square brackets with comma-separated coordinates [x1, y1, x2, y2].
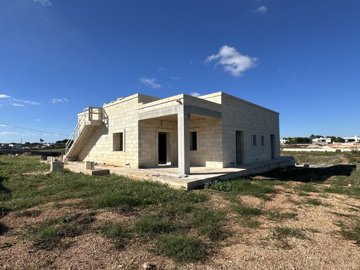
[65, 107, 104, 161]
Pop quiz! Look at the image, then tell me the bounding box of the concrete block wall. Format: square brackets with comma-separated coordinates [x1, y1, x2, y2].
[77, 95, 141, 168]
[138, 117, 223, 168]
[138, 119, 178, 168]
[221, 93, 280, 166]
[198, 92, 223, 104]
[189, 118, 223, 168]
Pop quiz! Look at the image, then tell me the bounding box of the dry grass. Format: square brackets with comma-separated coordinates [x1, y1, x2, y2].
[1, 153, 360, 269]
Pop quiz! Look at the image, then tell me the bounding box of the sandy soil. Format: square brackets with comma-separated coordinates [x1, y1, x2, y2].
[1, 183, 360, 270]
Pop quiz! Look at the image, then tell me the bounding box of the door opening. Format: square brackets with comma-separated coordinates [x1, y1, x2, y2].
[236, 131, 244, 165]
[158, 132, 167, 165]
[270, 134, 275, 159]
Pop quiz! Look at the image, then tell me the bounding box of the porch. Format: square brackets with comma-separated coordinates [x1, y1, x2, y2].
[64, 157, 295, 190]
[138, 94, 223, 177]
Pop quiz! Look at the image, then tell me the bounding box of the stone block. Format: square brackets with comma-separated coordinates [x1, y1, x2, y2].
[85, 161, 95, 170]
[91, 169, 110, 176]
[50, 161, 64, 172]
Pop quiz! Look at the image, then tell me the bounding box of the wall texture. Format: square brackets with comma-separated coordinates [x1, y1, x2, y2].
[220, 93, 280, 166]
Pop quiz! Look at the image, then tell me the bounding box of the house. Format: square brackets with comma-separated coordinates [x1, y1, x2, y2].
[343, 136, 360, 143]
[312, 137, 332, 144]
[280, 138, 289, 144]
[65, 92, 281, 177]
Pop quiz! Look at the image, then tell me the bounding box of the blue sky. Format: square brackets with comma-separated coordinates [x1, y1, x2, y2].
[0, 0, 359, 143]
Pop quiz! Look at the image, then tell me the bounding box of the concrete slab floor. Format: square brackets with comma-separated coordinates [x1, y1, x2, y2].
[64, 157, 295, 190]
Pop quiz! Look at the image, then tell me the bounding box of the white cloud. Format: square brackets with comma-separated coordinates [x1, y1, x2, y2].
[33, 0, 52, 7]
[190, 92, 201, 97]
[0, 94, 40, 107]
[254, 6, 268, 14]
[51, 98, 69, 104]
[0, 124, 7, 127]
[140, 77, 161, 89]
[12, 103, 25, 107]
[0, 131, 18, 136]
[13, 98, 41, 105]
[0, 94, 10, 99]
[205, 45, 257, 77]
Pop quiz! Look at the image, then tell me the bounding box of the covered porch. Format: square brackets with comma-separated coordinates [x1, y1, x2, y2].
[138, 95, 223, 177]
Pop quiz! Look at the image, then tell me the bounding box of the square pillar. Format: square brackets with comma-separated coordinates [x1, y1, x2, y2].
[177, 106, 190, 177]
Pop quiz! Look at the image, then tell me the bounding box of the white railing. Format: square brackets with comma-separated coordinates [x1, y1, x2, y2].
[65, 107, 103, 154]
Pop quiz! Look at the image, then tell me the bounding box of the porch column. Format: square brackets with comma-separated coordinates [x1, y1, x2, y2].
[177, 105, 190, 177]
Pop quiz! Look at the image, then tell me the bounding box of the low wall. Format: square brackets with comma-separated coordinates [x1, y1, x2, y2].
[282, 148, 357, 153]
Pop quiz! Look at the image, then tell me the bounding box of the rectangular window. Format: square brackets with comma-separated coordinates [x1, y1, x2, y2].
[252, 135, 257, 146]
[190, 131, 197, 151]
[261, 136, 265, 146]
[113, 132, 124, 151]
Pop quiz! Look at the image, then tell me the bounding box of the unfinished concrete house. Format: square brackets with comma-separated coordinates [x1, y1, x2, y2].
[65, 92, 292, 188]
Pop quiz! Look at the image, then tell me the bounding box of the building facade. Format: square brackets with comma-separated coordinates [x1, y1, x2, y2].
[66, 92, 280, 177]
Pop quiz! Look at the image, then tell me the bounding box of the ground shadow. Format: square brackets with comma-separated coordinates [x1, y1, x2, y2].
[0, 176, 11, 195]
[0, 222, 9, 235]
[261, 164, 357, 183]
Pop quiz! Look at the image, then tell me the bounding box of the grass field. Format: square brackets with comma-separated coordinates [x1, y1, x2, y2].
[1, 152, 360, 269]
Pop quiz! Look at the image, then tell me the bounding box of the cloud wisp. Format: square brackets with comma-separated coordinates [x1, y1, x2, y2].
[140, 77, 161, 89]
[0, 94, 10, 99]
[33, 0, 52, 7]
[13, 99, 41, 105]
[205, 45, 257, 77]
[0, 93, 41, 107]
[51, 98, 69, 104]
[254, 6, 268, 14]
[11, 103, 25, 107]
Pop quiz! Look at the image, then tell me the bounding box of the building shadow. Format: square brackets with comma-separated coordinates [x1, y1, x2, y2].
[261, 164, 357, 183]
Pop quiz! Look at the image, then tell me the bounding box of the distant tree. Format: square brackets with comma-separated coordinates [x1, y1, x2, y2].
[310, 134, 316, 139]
[334, 137, 345, 143]
[286, 137, 311, 144]
[24, 142, 30, 145]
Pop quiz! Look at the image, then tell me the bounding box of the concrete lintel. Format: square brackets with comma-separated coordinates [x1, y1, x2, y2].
[185, 105, 222, 119]
[138, 106, 179, 121]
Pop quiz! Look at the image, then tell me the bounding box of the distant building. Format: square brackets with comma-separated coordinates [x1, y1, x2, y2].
[312, 137, 331, 144]
[343, 136, 359, 143]
[8, 143, 23, 149]
[280, 138, 289, 144]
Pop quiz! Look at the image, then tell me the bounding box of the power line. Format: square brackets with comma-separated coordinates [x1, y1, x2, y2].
[0, 122, 69, 136]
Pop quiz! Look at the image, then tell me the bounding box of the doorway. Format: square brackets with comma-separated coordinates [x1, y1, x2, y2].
[158, 132, 167, 164]
[270, 134, 275, 159]
[236, 131, 244, 165]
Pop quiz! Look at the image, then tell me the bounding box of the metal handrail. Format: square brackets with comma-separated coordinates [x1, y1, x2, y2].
[65, 107, 103, 154]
